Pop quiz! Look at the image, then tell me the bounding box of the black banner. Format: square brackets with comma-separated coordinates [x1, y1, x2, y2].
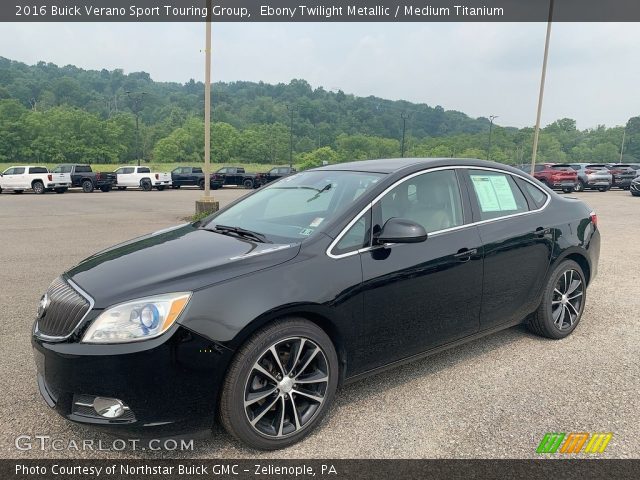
[4, 0, 640, 22]
[2, 459, 639, 480]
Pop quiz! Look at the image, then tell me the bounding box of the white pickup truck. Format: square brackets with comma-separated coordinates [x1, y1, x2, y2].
[0, 165, 72, 194]
[114, 166, 172, 191]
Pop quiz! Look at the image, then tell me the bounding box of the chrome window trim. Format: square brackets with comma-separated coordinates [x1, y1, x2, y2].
[33, 278, 96, 342]
[326, 165, 551, 259]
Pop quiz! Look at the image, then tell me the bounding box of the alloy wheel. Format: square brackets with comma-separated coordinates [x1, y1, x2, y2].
[551, 269, 584, 330]
[244, 337, 329, 438]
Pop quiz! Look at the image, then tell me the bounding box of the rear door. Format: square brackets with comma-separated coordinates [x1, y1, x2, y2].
[463, 168, 554, 331]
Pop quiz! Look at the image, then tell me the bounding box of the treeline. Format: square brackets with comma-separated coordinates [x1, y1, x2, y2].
[0, 56, 639, 168]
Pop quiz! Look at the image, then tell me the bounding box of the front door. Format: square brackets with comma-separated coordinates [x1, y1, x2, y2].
[356, 169, 483, 374]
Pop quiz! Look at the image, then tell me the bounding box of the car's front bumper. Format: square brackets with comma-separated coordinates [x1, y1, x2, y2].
[32, 325, 234, 435]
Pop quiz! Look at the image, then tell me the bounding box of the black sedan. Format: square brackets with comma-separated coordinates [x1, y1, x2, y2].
[32, 158, 600, 450]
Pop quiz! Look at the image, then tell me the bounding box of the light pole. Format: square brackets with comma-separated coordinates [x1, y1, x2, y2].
[531, 0, 554, 175]
[488, 115, 498, 160]
[400, 113, 410, 157]
[125, 91, 146, 166]
[286, 104, 297, 169]
[619, 125, 627, 163]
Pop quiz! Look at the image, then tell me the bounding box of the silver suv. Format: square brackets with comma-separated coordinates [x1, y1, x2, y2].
[568, 164, 612, 192]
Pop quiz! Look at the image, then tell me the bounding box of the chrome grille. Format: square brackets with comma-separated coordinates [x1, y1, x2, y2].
[35, 277, 91, 339]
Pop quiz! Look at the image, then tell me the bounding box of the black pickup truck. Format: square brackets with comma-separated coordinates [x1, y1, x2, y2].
[171, 166, 215, 189]
[211, 167, 262, 189]
[52, 164, 117, 193]
[258, 166, 297, 185]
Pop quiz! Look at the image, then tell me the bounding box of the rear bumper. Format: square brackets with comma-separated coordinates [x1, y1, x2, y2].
[32, 325, 234, 435]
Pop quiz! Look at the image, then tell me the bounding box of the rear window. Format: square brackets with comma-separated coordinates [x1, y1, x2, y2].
[550, 165, 573, 171]
[29, 167, 48, 174]
[193, 168, 202, 174]
[53, 165, 72, 174]
[586, 165, 607, 170]
[75, 166, 91, 173]
[138, 167, 151, 173]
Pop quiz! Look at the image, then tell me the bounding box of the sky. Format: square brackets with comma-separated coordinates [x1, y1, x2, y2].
[1, 22, 638, 130]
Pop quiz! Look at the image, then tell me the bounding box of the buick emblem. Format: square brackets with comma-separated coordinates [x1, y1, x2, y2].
[37, 293, 50, 318]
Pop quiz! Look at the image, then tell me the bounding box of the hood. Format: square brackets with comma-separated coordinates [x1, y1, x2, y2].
[66, 224, 300, 308]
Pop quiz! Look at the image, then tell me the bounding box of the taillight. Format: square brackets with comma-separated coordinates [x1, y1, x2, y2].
[155, 173, 159, 180]
[47, 174, 52, 181]
[590, 211, 598, 228]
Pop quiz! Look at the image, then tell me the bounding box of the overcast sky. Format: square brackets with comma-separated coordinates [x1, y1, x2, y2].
[1, 22, 638, 129]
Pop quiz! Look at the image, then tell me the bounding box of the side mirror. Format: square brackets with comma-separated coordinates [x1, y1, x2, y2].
[376, 218, 428, 244]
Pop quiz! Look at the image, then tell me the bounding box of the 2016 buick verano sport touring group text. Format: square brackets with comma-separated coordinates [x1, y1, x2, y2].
[32, 158, 600, 450]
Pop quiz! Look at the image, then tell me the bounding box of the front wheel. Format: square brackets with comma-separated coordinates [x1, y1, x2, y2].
[243, 179, 254, 189]
[219, 319, 338, 450]
[527, 260, 586, 339]
[82, 180, 94, 193]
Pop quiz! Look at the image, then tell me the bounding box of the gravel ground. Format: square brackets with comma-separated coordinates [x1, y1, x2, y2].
[0, 187, 638, 459]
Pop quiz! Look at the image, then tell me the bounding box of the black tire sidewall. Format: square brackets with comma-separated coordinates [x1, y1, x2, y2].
[82, 180, 94, 193]
[243, 180, 253, 189]
[220, 319, 339, 450]
[540, 260, 586, 339]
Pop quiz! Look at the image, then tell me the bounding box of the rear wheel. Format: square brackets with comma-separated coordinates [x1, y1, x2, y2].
[220, 318, 338, 450]
[32, 181, 45, 194]
[527, 260, 586, 339]
[82, 180, 94, 193]
[243, 179, 254, 189]
[140, 179, 152, 191]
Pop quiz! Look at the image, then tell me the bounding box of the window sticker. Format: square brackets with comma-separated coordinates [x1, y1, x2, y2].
[309, 217, 324, 227]
[299, 228, 314, 236]
[471, 175, 517, 212]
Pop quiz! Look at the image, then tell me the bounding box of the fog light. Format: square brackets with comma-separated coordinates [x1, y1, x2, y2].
[93, 397, 125, 418]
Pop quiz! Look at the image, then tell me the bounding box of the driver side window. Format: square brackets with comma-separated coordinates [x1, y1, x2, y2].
[376, 169, 464, 234]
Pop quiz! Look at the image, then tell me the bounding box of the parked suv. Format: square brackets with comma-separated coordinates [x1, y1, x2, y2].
[524, 164, 577, 193]
[605, 164, 637, 189]
[258, 166, 297, 185]
[567, 164, 612, 192]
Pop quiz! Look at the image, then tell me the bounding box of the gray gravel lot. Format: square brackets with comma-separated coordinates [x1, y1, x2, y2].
[0, 187, 638, 459]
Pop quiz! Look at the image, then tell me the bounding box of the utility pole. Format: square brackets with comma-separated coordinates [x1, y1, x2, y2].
[530, 0, 554, 175]
[400, 113, 410, 157]
[125, 91, 146, 166]
[286, 105, 296, 169]
[195, 1, 219, 215]
[488, 115, 498, 160]
[619, 127, 626, 163]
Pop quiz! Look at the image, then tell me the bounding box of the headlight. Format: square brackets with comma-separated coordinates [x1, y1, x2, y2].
[82, 292, 191, 344]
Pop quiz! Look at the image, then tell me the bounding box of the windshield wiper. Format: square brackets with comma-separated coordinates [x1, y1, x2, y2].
[205, 224, 269, 243]
[275, 184, 332, 193]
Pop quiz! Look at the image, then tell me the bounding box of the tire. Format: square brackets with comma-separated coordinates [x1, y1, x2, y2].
[527, 260, 586, 339]
[243, 179, 254, 189]
[219, 318, 339, 450]
[54, 188, 67, 194]
[574, 180, 585, 192]
[117, 187, 127, 191]
[562, 187, 574, 194]
[32, 181, 45, 195]
[140, 179, 152, 191]
[100, 186, 112, 193]
[82, 180, 94, 193]
[198, 180, 205, 190]
[156, 186, 165, 191]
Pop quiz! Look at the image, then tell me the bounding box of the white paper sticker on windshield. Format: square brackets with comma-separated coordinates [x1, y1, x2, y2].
[310, 217, 324, 227]
[299, 228, 314, 236]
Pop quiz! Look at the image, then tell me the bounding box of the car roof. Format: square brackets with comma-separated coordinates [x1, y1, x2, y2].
[313, 157, 525, 175]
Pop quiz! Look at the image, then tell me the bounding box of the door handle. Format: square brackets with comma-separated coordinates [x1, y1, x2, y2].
[453, 248, 477, 261]
[535, 227, 551, 237]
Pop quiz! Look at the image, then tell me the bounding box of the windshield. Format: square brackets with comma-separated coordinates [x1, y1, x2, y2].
[202, 170, 384, 243]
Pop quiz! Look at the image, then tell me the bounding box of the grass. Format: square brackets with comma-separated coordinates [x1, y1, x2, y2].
[0, 162, 301, 174]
